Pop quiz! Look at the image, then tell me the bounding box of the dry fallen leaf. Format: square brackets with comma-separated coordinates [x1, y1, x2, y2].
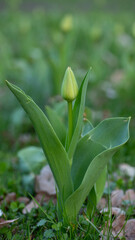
[22, 192, 57, 214]
[35, 192, 57, 205]
[22, 200, 38, 214]
[35, 165, 56, 195]
[111, 189, 124, 207]
[0, 218, 18, 229]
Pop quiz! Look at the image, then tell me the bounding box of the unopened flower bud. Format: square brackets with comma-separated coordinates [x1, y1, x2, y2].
[60, 15, 73, 32]
[61, 67, 78, 102]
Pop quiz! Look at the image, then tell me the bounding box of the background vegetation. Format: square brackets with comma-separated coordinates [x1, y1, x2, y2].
[0, 0, 135, 238]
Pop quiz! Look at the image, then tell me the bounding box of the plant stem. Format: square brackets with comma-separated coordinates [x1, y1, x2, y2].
[67, 101, 73, 149]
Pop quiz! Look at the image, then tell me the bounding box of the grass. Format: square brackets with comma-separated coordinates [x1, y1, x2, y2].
[0, 201, 108, 239]
[0, 193, 134, 239]
[0, 152, 134, 239]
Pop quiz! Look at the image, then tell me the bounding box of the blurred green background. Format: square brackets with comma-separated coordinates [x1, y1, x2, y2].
[0, 0, 135, 168]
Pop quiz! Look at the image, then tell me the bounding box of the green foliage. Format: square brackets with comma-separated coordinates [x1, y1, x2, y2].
[6, 67, 130, 224]
[18, 146, 46, 174]
[0, 8, 134, 238]
[6, 80, 74, 202]
[46, 106, 66, 146]
[36, 219, 47, 227]
[44, 229, 55, 238]
[0, 11, 135, 162]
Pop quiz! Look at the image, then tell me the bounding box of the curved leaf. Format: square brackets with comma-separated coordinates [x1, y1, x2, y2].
[89, 117, 130, 149]
[46, 106, 66, 146]
[95, 166, 107, 203]
[71, 135, 105, 190]
[87, 186, 97, 218]
[81, 119, 93, 137]
[65, 117, 130, 221]
[6, 81, 73, 201]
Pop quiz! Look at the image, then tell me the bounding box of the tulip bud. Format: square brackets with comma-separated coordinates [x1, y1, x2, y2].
[60, 15, 73, 32]
[61, 67, 78, 102]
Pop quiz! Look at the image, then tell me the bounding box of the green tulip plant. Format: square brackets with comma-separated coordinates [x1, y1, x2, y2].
[6, 67, 130, 224]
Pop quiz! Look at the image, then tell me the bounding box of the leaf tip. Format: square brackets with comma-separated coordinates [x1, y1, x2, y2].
[86, 67, 92, 81]
[124, 116, 131, 123]
[5, 80, 9, 85]
[5, 80, 12, 90]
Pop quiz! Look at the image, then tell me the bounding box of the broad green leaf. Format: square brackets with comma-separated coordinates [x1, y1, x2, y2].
[6, 81, 73, 201]
[95, 166, 107, 203]
[66, 149, 118, 221]
[46, 106, 66, 145]
[68, 69, 91, 160]
[87, 186, 97, 218]
[81, 119, 93, 137]
[65, 117, 130, 221]
[71, 136, 105, 190]
[89, 117, 130, 149]
[18, 146, 46, 174]
[22, 173, 35, 194]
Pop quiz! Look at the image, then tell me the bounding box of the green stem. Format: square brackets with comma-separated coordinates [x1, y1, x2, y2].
[67, 101, 73, 149]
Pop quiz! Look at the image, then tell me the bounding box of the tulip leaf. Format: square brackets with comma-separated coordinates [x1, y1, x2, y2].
[89, 117, 130, 149]
[71, 134, 105, 190]
[6, 80, 73, 201]
[81, 120, 93, 137]
[46, 106, 66, 146]
[87, 186, 97, 218]
[65, 117, 130, 221]
[95, 166, 107, 203]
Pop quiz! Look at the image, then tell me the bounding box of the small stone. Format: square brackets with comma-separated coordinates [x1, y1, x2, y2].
[100, 207, 125, 216]
[119, 164, 135, 178]
[122, 189, 135, 203]
[35, 165, 56, 195]
[97, 198, 107, 210]
[112, 214, 125, 234]
[111, 189, 124, 207]
[125, 219, 135, 240]
[17, 197, 30, 204]
[5, 192, 16, 203]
